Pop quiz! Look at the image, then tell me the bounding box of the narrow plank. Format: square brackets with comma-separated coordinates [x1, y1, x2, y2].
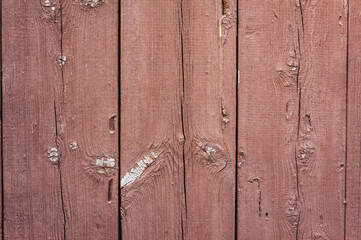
[60, 1, 119, 238]
[237, 1, 300, 239]
[182, 0, 237, 238]
[120, 0, 184, 239]
[296, 0, 347, 239]
[346, 1, 361, 238]
[2, 1, 64, 239]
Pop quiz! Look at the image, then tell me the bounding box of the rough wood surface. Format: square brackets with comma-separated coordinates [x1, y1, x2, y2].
[238, 0, 347, 239]
[182, 0, 237, 239]
[237, 1, 300, 239]
[1, 0, 359, 239]
[2, 1, 64, 239]
[60, 0, 119, 239]
[295, 1, 347, 239]
[120, 0, 184, 239]
[346, 1, 361, 238]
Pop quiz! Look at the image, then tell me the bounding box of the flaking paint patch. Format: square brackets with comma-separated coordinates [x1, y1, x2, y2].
[82, 0, 103, 8]
[40, 0, 60, 22]
[69, 141, 78, 150]
[58, 55, 67, 65]
[206, 147, 216, 157]
[48, 147, 59, 162]
[121, 152, 159, 188]
[96, 157, 115, 168]
[219, 3, 232, 45]
[91, 157, 116, 175]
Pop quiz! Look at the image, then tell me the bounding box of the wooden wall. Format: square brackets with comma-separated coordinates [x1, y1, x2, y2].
[1, 0, 361, 239]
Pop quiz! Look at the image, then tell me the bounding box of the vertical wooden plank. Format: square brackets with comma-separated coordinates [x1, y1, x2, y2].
[121, 0, 184, 239]
[59, 0, 119, 239]
[237, 1, 300, 239]
[2, 1, 64, 239]
[0, 0, 3, 237]
[347, 1, 361, 238]
[182, 0, 236, 238]
[296, 0, 347, 239]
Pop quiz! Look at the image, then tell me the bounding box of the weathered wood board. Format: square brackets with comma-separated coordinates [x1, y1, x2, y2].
[2, 0, 361, 239]
[2, 1, 64, 239]
[120, 0, 184, 239]
[237, 1, 300, 239]
[2, 0, 119, 239]
[238, 0, 346, 239]
[295, 1, 346, 239]
[60, 0, 119, 239]
[182, 0, 237, 239]
[347, 0, 361, 238]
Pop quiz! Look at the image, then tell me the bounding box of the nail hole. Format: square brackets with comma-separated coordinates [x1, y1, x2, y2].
[265, 212, 269, 220]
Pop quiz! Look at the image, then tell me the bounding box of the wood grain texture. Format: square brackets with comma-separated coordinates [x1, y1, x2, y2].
[182, 0, 236, 239]
[2, 1, 64, 239]
[237, 1, 300, 239]
[346, 1, 361, 239]
[60, 0, 119, 239]
[296, 0, 347, 239]
[120, 0, 184, 239]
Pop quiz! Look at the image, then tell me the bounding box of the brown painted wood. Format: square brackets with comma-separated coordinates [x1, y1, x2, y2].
[60, 0, 119, 239]
[120, 0, 184, 239]
[346, 1, 361, 239]
[295, 1, 347, 239]
[237, 1, 300, 239]
[238, 0, 347, 239]
[2, 1, 64, 239]
[182, 0, 237, 239]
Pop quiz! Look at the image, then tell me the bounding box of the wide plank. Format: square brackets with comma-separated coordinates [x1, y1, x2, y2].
[182, 0, 237, 238]
[121, 0, 184, 239]
[59, 0, 119, 238]
[296, 0, 346, 238]
[237, 1, 300, 239]
[2, 1, 64, 239]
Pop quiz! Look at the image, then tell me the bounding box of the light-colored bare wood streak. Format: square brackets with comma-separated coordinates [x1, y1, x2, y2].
[121, 0, 184, 239]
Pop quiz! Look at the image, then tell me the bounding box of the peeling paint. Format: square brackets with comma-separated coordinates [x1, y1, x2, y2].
[82, 0, 103, 8]
[58, 55, 67, 65]
[205, 146, 216, 157]
[90, 157, 116, 175]
[95, 157, 115, 168]
[40, 0, 60, 22]
[121, 152, 159, 188]
[69, 141, 78, 150]
[31, 122, 37, 134]
[48, 147, 59, 162]
[219, 2, 232, 45]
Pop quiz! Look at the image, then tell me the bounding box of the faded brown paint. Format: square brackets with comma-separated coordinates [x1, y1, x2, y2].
[120, 0, 184, 239]
[237, 1, 300, 239]
[182, 0, 237, 238]
[60, 0, 119, 238]
[2, 1, 64, 239]
[296, 1, 346, 238]
[2, 0, 118, 239]
[1, 0, 361, 239]
[238, 0, 347, 239]
[347, 0, 361, 238]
